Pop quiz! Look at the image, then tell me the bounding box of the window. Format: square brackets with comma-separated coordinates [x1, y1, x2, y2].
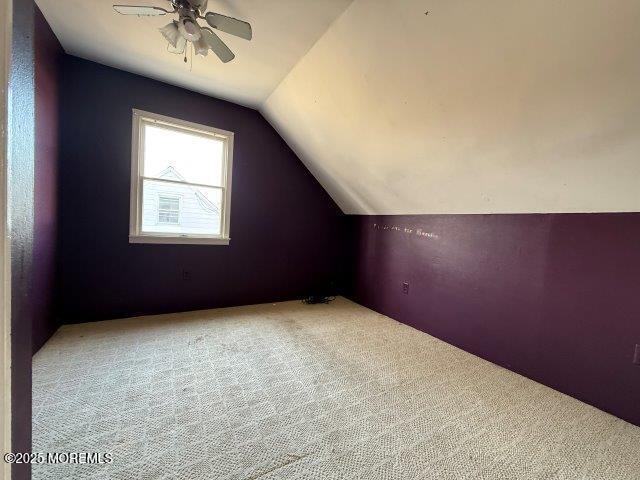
[129, 109, 234, 245]
[158, 195, 180, 224]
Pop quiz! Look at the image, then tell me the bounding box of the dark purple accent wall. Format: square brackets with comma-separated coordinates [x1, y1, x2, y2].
[57, 56, 344, 323]
[32, 7, 62, 353]
[8, 0, 35, 477]
[348, 213, 640, 427]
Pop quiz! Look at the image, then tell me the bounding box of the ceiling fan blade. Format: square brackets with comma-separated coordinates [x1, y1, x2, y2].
[113, 5, 169, 16]
[204, 12, 252, 40]
[201, 27, 235, 63]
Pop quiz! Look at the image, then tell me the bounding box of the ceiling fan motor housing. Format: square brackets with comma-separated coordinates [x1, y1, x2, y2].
[178, 13, 202, 42]
[172, 0, 202, 14]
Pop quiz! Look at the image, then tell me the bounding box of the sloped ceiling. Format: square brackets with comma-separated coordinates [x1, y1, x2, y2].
[35, 0, 353, 107]
[36, 0, 640, 214]
[262, 0, 640, 214]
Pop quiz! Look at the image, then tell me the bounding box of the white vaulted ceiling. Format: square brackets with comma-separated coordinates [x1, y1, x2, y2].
[38, 0, 640, 214]
[35, 0, 354, 107]
[263, 0, 640, 214]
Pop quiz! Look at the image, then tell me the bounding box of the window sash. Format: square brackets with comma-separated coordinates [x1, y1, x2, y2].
[141, 120, 227, 188]
[130, 109, 234, 244]
[141, 175, 223, 190]
[139, 178, 225, 234]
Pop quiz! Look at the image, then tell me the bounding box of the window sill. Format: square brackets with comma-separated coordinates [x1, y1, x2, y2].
[129, 235, 230, 245]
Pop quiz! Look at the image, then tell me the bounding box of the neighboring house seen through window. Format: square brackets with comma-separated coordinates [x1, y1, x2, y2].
[129, 110, 234, 245]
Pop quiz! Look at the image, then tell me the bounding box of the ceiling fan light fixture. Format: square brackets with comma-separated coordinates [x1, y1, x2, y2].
[178, 17, 202, 42]
[193, 37, 209, 57]
[114, 1, 251, 64]
[168, 36, 187, 55]
[159, 21, 180, 48]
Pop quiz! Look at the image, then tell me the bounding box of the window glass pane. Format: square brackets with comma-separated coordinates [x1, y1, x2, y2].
[143, 123, 224, 186]
[141, 179, 222, 235]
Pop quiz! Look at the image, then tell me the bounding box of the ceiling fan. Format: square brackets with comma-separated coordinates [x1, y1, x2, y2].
[113, 0, 252, 63]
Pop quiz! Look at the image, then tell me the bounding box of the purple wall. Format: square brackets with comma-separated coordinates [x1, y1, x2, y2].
[348, 214, 640, 427]
[33, 7, 61, 353]
[57, 56, 344, 323]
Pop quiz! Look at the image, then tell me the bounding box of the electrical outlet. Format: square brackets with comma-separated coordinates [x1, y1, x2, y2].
[634, 344, 640, 366]
[182, 270, 191, 281]
[402, 281, 410, 295]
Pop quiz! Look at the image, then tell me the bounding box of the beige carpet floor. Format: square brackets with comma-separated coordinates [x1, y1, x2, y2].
[33, 298, 639, 479]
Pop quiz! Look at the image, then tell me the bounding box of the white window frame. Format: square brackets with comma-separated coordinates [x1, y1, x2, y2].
[129, 109, 234, 245]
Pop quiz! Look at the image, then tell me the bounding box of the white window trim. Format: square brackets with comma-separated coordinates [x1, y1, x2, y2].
[129, 109, 234, 245]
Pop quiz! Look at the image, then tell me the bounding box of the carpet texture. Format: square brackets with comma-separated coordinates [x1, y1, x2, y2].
[33, 298, 640, 479]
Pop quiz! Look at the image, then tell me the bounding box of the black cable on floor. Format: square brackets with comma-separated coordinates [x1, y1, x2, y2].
[302, 295, 336, 305]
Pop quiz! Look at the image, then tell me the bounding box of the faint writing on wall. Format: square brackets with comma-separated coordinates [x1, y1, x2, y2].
[373, 223, 439, 240]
